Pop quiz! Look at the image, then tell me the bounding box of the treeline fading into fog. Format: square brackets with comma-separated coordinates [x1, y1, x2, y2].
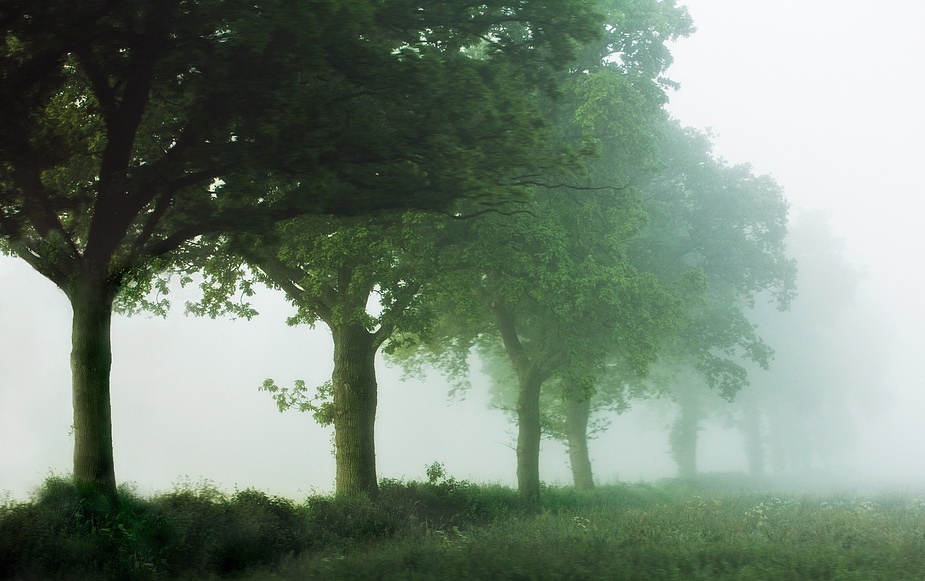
[0, 0, 879, 509]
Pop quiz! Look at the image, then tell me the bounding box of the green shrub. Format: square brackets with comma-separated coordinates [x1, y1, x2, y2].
[0, 477, 168, 580]
[377, 476, 517, 530]
[302, 494, 395, 546]
[0, 478, 309, 580]
[150, 484, 308, 576]
[7, 476, 925, 580]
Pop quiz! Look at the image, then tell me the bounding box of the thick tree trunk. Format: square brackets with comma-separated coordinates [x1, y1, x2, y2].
[516, 368, 544, 509]
[331, 324, 379, 499]
[670, 390, 700, 479]
[68, 276, 118, 497]
[564, 385, 594, 490]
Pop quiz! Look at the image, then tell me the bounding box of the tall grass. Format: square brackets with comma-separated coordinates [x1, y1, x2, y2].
[238, 487, 925, 580]
[3, 473, 925, 580]
[0, 472, 524, 580]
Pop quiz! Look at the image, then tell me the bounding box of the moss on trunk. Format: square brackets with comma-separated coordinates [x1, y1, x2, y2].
[331, 324, 379, 499]
[68, 275, 118, 497]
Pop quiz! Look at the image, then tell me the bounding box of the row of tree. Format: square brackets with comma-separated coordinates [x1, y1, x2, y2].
[183, 3, 800, 505]
[3, 0, 854, 507]
[556, 211, 870, 485]
[0, 0, 610, 499]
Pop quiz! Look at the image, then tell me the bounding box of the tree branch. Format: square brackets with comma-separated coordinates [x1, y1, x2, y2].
[7, 237, 72, 290]
[491, 294, 533, 376]
[445, 207, 535, 220]
[253, 253, 335, 325]
[373, 280, 423, 348]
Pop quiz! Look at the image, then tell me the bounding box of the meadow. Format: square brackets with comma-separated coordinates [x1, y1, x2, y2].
[3, 471, 925, 580]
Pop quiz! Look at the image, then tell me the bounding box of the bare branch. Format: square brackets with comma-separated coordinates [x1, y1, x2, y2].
[446, 207, 535, 220]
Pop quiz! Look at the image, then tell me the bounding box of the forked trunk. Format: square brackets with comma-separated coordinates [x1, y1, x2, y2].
[331, 324, 379, 499]
[564, 384, 594, 490]
[68, 275, 118, 497]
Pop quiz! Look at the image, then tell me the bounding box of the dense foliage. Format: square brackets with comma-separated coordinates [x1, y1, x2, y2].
[166, 0, 695, 506]
[0, 0, 608, 495]
[1, 3, 883, 579]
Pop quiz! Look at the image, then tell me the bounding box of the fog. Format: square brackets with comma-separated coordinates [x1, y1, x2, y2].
[662, 0, 925, 488]
[3, 0, 925, 499]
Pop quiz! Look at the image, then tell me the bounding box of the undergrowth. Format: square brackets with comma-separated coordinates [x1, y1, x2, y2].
[3, 471, 925, 580]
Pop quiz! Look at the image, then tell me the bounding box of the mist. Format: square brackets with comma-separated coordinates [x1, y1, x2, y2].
[0, 216, 914, 499]
[660, 0, 925, 489]
[4, 0, 925, 503]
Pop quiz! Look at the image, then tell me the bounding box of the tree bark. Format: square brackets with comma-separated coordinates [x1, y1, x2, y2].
[564, 383, 594, 489]
[516, 367, 544, 509]
[491, 299, 550, 510]
[67, 274, 118, 497]
[331, 323, 379, 499]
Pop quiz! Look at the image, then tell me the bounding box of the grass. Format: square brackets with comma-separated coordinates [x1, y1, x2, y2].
[3, 472, 925, 580]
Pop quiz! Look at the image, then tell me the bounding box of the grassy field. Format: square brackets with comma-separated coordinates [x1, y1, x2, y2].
[3, 472, 925, 580]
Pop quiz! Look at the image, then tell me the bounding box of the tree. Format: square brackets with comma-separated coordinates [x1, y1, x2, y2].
[389, 0, 696, 502]
[190, 212, 443, 499]
[0, 0, 602, 496]
[503, 119, 795, 486]
[732, 212, 883, 480]
[399, 181, 693, 507]
[176, 0, 692, 503]
[630, 121, 795, 478]
[517, 0, 699, 490]
[481, 342, 666, 489]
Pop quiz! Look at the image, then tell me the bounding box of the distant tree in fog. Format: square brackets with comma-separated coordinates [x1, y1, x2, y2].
[389, 1, 697, 504]
[479, 120, 795, 484]
[733, 212, 880, 478]
[636, 122, 795, 479]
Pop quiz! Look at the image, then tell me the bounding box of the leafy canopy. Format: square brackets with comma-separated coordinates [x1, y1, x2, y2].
[0, 0, 605, 291]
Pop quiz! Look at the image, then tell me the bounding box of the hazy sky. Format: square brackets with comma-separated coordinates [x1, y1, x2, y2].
[664, 0, 925, 484]
[3, 1, 925, 499]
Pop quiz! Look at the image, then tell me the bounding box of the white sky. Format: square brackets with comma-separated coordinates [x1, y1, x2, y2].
[667, 0, 925, 275]
[3, 1, 925, 499]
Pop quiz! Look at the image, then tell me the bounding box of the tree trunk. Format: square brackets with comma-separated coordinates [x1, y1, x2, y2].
[670, 389, 700, 479]
[564, 383, 594, 490]
[740, 403, 766, 478]
[68, 276, 118, 497]
[491, 299, 551, 509]
[516, 368, 544, 509]
[331, 324, 379, 499]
